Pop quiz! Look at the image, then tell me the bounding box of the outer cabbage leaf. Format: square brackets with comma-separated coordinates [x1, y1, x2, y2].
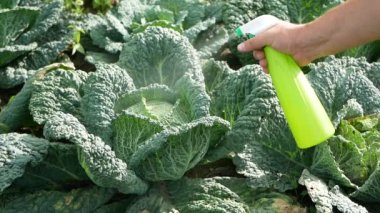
[312, 56, 380, 91]
[0, 43, 37, 66]
[261, 0, 288, 21]
[222, 0, 263, 32]
[0, 0, 19, 9]
[261, 0, 343, 24]
[311, 115, 380, 203]
[331, 122, 370, 185]
[93, 199, 130, 213]
[11, 143, 89, 191]
[0, 0, 73, 88]
[85, 0, 146, 53]
[118, 26, 203, 88]
[0, 133, 49, 194]
[333, 99, 364, 127]
[310, 143, 354, 188]
[307, 57, 380, 126]
[16, 0, 64, 45]
[184, 17, 215, 42]
[81, 63, 135, 144]
[351, 166, 380, 202]
[43, 112, 148, 195]
[155, 0, 207, 29]
[0, 71, 34, 131]
[0, 7, 39, 48]
[30, 68, 88, 125]
[299, 170, 368, 213]
[0, 63, 75, 132]
[0, 186, 115, 213]
[110, 0, 147, 28]
[86, 13, 129, 54]
[173, 73, 211, 119]
[190, 23, 229, 59]
[202, 59, 234, 94]
[129, 116, 229, 181]
[0, 67, 30, 89]
[126, 177, 305, 212]
[18, 0, 42, 7]
[126, 178, 249, 212]
[0, 7, 39, 67]
[19, 24, 72, 71]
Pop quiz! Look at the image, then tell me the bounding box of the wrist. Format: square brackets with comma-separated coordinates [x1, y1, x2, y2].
[292, 22, 330, 65]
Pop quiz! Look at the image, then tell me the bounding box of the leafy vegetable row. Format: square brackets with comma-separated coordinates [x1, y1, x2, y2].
[1, 0, 380, 212]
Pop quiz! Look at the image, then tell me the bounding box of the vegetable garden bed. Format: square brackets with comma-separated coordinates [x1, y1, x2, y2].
[1, 0, 380, 212]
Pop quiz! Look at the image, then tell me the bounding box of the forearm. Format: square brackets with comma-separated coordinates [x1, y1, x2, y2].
[300, 0, 380, 58]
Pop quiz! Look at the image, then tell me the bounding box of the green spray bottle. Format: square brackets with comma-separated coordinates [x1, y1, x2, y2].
[235, 15, 335, 149]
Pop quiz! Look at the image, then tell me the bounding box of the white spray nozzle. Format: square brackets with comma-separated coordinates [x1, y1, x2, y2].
[235, 15, 280, 39]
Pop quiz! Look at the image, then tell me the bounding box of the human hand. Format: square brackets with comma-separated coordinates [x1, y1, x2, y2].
[237, 21, 317, 73]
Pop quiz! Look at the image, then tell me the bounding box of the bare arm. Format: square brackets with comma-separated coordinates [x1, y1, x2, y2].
[237, 0, 380, 71]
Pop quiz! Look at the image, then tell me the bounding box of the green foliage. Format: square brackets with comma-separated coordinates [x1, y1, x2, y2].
[11, 143, 89, 191]
[44, 112, 149, 195]
[64, 0, 84, 14]
[299, 170, 368, 212]
[81, 63, 135, 143]
[30, 68, 88, 125]
[84, 0, 228, 59]
[92, 0, 114, 13]
[311, 115, 380, 203]
[3, 1, 380, 212]
[64, 0, 114, 14]
[0, 0, 74, 89]
[0, 133, 49, 193]
[125, 177, 305, 212]
[0, 0, 20, 9]
[0, 63, 76, 132]
[1, 186, 115, 213]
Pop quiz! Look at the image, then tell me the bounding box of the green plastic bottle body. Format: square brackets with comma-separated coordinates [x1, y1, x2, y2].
[264, 46, 335, 148]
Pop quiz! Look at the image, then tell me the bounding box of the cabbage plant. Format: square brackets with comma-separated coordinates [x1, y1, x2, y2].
[28, 27, 230, 194]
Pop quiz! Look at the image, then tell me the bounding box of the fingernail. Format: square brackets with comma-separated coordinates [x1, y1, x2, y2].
[237, 43, 245, 51]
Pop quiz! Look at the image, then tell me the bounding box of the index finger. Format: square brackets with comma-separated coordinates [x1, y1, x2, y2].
[237, 33, 268, 52]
